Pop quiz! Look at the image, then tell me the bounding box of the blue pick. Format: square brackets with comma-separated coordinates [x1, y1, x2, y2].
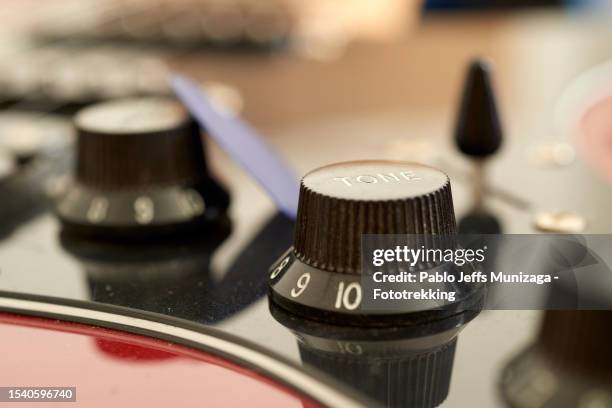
[171, 75, 299, 219]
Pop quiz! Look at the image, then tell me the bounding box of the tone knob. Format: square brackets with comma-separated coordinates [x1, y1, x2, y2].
[56, 97, 229, 239]
[294, 161, 455, 273]
[269, 160, 483, 325]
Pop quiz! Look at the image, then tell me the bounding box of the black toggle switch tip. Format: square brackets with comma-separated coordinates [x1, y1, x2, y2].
[454, 59, 503, 158]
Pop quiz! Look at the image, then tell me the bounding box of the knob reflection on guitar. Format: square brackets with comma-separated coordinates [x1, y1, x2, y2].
[270, 301, 479, 408]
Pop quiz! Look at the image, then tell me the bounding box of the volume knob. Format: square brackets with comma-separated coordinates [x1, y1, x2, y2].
[269, 161, 482, 325]
[57, 97, 229, 239]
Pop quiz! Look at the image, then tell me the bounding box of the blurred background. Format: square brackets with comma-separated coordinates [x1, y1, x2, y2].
[2, 0, 612, 206]
[2, 0, 612, 126]
[2, 0, 612, 173]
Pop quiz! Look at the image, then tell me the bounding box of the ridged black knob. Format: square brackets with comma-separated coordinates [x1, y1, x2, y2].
[500, 311, 612, 408]
[56, 97, 229, 240]
[294, 161, 456, 274]
[538, 311, 612, 381]
[454, 59, 502, 158]
[267, 161, 485, 326]
[75, 100, 206, 189]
